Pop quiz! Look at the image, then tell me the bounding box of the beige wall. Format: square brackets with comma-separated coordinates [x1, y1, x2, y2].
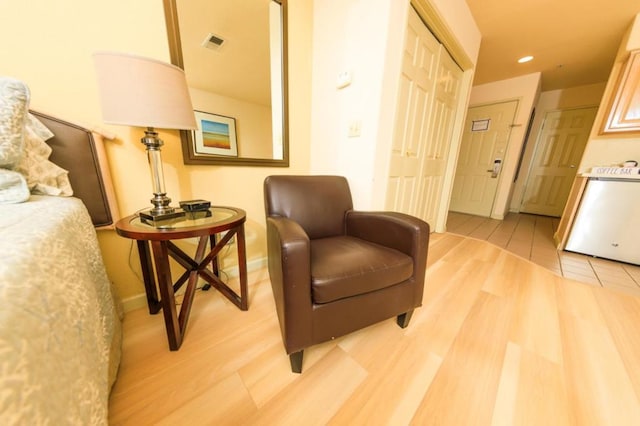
[0, 0, 313, 308]
[309, 0, 481, 222]
[309, 0, 403, 208]
[579, 13, 640, 173]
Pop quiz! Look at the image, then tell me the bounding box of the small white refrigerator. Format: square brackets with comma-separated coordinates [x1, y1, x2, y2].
[565, 177, 640, 265]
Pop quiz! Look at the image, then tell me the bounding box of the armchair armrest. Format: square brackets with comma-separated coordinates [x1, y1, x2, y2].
[346, 211, 430, 257]
[346, 211, 430, 304]
[266, 216, 313, 353]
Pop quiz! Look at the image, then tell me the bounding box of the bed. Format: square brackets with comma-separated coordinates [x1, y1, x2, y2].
[0, 78, 122, 424]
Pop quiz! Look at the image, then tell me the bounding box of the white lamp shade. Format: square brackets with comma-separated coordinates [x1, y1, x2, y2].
[93, 51, 197, 130]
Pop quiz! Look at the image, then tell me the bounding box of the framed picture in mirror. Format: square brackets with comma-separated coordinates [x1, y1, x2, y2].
[192, 111, 238, 158]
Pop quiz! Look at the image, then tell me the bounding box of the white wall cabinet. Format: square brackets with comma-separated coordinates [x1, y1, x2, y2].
[601, 49, 640, 134]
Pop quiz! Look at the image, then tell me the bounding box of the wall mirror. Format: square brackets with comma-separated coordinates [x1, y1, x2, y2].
[164, 0, 289, 166]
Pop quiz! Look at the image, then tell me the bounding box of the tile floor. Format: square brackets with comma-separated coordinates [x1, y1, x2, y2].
[446, 211, 640, 297]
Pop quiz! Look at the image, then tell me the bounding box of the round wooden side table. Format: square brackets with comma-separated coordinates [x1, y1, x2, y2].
[115, 206, 248, 350]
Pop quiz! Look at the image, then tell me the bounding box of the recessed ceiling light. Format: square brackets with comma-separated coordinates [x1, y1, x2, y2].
[518, 56, 534, 64]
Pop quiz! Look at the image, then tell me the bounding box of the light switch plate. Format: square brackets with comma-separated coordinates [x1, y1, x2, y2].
[348, 120, 362, 137]
[337, 70, 352, 89]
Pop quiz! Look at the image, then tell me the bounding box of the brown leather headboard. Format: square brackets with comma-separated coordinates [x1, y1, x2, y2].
[30, 111, 119, 228]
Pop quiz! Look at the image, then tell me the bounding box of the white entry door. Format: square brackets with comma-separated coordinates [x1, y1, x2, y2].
[520, 107, 597, 216]
[386, 7, 462, 228]
[449, 100, 518, 217]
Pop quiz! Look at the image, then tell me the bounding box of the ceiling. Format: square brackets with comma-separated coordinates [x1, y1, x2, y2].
[175, 1, 640, 100]
[177, 0, 273, 106]
[465, 0, 640, 91]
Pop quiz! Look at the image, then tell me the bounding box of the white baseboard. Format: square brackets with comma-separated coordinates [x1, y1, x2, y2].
[120, 293, 148, 313]
[120, 256, 268, 313]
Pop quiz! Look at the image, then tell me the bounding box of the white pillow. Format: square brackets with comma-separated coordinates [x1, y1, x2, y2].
[26, 112, 54, 140]
[15, 118, 73, 196]
[0, 169, 29, 204]
[1, 77, 73, 200]
[0, 77, 29, 169]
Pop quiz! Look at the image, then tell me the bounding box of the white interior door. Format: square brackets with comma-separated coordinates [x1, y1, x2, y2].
[386, 7, 440, 217]
[520, 107, 597, 216]
[417, 47, 463, 226]
[449, 100, 518, 217]
[386, 7, 462, 229]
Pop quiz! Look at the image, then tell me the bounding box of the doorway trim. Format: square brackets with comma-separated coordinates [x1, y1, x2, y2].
[410, 0, 473, 71]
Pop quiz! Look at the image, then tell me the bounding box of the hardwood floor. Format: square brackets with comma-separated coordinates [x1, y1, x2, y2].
[109, 232, 640, 425]
[446, 211, 640, 298]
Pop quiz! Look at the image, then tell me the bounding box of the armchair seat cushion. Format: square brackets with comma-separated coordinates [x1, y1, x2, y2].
[310, 236, 413, 304]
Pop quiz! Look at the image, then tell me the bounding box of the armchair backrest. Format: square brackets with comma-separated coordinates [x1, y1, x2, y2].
[264, 175, 353, 239]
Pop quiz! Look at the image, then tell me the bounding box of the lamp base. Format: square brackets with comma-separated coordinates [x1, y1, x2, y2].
[139, 208, 186, 227]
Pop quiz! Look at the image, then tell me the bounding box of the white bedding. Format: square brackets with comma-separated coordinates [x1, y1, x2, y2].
[0, 195, 122, 424]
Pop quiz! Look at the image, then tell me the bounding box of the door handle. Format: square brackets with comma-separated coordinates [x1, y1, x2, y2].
[488, 159, 502, 178]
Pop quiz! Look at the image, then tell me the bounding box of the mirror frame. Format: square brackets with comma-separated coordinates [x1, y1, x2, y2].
[163, 0, 289, 167]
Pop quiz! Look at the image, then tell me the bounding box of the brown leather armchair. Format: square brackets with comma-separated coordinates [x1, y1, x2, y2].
[264, 175, 430, 373]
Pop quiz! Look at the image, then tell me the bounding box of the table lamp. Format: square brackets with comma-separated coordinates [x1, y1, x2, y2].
[93, 51, 197, 225]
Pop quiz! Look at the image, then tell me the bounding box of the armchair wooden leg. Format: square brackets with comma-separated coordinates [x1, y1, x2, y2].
[289, 350, 304, 373]
[397, 310, 414, 329]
